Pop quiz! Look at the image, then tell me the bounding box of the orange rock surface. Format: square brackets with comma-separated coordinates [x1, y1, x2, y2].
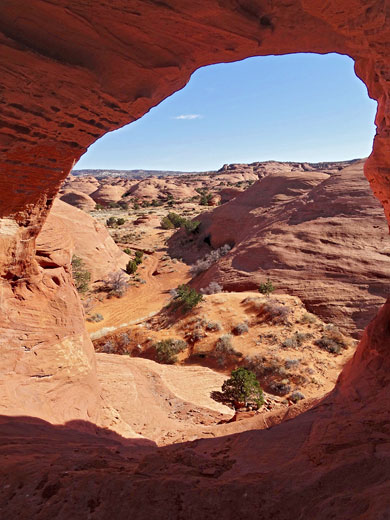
[1, 1, 390, 517]
[38, 198, 129, 282]
[60, 190, 96, 212]
[173, 160, 390, 334]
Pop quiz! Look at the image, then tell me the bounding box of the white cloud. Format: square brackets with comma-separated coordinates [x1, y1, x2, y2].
[173, 114, 203, 120]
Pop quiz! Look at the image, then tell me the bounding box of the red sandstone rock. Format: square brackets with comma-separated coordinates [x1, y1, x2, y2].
[126, 177, 198, 201]
[218, 187, 244, 203]
[61, 175, 100, 196]
[173, 160, 389, 334]
[38, 199, 129, 282]
[60, 190, 96, 212]
[90, 184, 127, 205]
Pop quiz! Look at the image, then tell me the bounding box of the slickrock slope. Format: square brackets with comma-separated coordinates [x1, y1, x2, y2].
[174, 161, 389, 334]
[61, 175, 100, 196]
[126, 177, 199, 201]
[1, 1, 390, 518]
[97, 355, 233, 445]
[90, 184, 127, 205]
[37, 199, 129, 282]
[59, 190, 96, 211]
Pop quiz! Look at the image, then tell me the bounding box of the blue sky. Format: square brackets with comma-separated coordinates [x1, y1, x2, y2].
[76, 53, 377, 172]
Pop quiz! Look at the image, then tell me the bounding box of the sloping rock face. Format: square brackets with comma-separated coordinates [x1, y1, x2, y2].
[1, 1, 390, 517]
[60, 190, 96, 211]
[61, 175, 100, 196]
[175, 160, 390, 334]
[126, 177, 198, 201]
[37, 199, 129, 282]
[90, 184, 127, 205]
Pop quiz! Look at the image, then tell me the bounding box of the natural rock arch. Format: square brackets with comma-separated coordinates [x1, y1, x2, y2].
[0, 2, 390, 516]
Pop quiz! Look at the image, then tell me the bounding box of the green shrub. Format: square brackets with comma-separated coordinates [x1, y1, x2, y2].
[71, 255, 91, 293]
[161, 216, 175, 229]
[199, 192, 212, 205]
[126, 259, 138, 274]
[167, 212, 185, 228]
[123, 248, 131, 255]
[183, 219, 200, 234]
[135, 250, 144, 263]
[258, 278, 275, 296]
[221, 368, 264, 407]
[106, 216, 117, 228]
[173, 284, 203, 311]
[160, 212, 200, 234]
[116, 217, 126, 226]
[95, 203, 105, 210]
[154, 338, 187, 364]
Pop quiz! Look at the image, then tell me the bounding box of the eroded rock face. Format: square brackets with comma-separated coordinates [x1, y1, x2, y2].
[175, 160, 389, 334]
[60, 190, 96, 212]
[1, 2, 390, 516]
[37, 199, 129, 282]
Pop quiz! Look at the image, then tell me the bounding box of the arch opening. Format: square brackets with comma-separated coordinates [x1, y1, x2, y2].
[56, 53, 388, 441]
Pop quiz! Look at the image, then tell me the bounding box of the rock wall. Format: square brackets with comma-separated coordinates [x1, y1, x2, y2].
[0, 0, 390, 467]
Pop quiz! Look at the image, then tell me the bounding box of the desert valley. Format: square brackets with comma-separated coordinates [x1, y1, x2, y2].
[33, 158, 386, 447]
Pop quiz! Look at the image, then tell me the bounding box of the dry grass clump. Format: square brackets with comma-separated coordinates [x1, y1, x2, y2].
[281, 331, 312, 349]
[300, 312, 317, 325]
[87, 313, 104, 323]
[154, 338, 187, 364]
[190, 244, 231, 277]
[242, 296, 290, 325]
[290, 390, 305, 403]
[205, 321, 222, 332]
[315, 325, 349, 354]
[232, 322, 249, 335]
[244, 354, 290, 396]
[244, 354, 287, 380]
[104, 271, 128, 298]
[243, 354, 308, 397]
[215, 334, 242, 367]
[200, 281, 223, 294]
[95, 332, 132, 355]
